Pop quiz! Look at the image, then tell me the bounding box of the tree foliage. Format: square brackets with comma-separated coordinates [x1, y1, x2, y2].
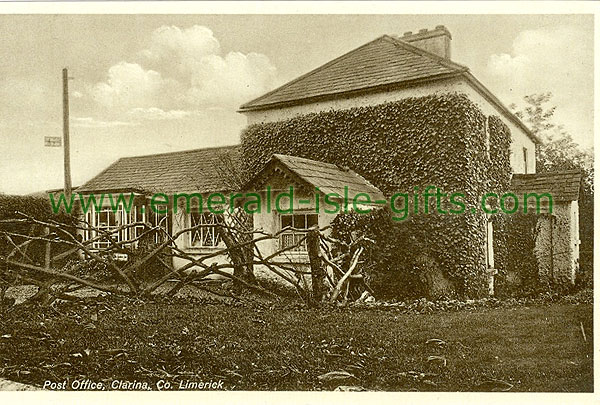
[510, 92, 593, 187]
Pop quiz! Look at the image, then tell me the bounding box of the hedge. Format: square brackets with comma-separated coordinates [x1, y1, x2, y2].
[0, 193, 77, 265]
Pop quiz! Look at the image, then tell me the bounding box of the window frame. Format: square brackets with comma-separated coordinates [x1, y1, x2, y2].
[92, 205, 124, 249]
[278, 212, 319, 252]
[149, 204, 171, 244]
[188, 211, 224, 249]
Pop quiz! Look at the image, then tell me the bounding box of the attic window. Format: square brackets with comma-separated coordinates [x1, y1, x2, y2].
[523, 147, 529, 174]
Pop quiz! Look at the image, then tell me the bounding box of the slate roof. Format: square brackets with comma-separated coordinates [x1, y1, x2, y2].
[248, 154, 386, 202]
[77, 145, 240, 194]
[510, 170, 582, 202]
[239, 35, 468, 111]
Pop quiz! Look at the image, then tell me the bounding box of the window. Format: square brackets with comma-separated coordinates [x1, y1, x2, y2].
[93, 206, 124, 249]
[523, 147, 528, 174]
[190, 212, 223, 247]
[279, 213, 318, 251]
[82, 197, 152, 249]
[130, 204, 146, 243]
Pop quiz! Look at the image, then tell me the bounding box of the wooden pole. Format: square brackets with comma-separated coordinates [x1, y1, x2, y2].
[62, 68, 72, 197]
[307, 228, 326, 305]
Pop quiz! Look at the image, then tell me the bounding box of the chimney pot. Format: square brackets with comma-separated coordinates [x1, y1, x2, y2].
[419, 28, 428, 33]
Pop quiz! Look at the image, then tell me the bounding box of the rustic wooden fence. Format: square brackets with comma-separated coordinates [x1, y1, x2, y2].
[0, 212, 373, 307]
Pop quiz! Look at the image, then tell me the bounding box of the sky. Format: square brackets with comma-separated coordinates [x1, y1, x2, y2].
[0, 13, 594, 195]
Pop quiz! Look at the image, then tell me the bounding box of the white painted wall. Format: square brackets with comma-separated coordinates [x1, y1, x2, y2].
[243, 77, 536, 174]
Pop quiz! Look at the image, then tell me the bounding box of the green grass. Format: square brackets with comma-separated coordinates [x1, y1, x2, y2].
[0, 299, 593, 391]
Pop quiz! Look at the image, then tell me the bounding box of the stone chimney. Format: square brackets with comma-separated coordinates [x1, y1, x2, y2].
[401, 25, 452, 59]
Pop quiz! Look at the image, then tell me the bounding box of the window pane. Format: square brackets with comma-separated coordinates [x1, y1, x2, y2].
[281, 233, 295, 249]
[190, 212, 222, 247]
[306, 214, 318, 228]
[293, 214, 306, 229]
[281, 215, 292, 229]
[98, 211, 108, 225]
[108, 211, 116, 226]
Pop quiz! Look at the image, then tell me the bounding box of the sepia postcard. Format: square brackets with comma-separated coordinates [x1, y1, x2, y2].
[0, 2, 596, 405]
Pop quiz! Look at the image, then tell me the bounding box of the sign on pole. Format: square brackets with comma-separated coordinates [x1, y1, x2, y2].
[44, 136, 62, 147]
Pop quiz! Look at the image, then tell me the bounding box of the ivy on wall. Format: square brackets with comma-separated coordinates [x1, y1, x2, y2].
[493, 213, 543, 297]
[241, 93, 513, 298]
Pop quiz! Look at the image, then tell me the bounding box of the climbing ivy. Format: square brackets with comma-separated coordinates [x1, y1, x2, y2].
[241, 93, 513, 298]
[493, 213, 542, 296]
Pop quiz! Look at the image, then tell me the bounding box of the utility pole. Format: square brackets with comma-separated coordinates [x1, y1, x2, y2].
[62, 68, 72, 197]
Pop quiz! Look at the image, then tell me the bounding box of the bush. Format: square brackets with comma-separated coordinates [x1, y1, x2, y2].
[493, 213, 543, 297]
[0, 193, 77, 266]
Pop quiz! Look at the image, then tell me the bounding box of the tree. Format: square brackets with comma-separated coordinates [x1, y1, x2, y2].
[510, 93, 593, 182]
[214, 149, 257, 287]
[510, 93, 594, 284]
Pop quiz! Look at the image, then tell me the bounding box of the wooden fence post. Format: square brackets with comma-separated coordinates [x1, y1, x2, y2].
[307, 228, 326, 305]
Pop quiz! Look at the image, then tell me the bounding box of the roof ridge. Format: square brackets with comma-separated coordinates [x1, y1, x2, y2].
[383, 34, 469, 73]
[239, 36, 391, 110]
[273, 153, 340, 166]
[118, 144, 240, 161]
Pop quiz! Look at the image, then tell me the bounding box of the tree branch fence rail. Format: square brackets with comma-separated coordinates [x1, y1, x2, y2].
[0, 212, 372, 308]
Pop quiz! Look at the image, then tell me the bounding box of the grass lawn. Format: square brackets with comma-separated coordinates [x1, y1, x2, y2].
[0, 298, 593, 391]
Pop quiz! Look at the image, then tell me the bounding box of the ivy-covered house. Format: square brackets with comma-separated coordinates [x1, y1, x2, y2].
[76, 25, 582, 297]
[237, 26, 582, 296]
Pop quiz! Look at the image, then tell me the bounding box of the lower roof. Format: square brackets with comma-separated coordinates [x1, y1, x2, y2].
[510, 170, 582, 202]
[76, 145, 240, 195]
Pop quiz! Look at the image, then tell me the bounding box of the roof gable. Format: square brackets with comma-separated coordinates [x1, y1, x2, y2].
[77, 145, 240, 195]
[239, 35, 467, 111]
[247, 154, 385, 202]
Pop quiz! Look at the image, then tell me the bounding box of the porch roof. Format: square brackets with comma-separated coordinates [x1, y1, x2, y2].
[510, 170, 582, 202]
[247, 154, 385, 203]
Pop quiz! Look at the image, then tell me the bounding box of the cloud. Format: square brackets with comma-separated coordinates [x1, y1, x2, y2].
[90, 62, 168, 110]
[127, 107, 193, 121]
[186, 51, 278, 107]
[486, 25, 593, 145]
[140, 25, 220, 73]
[72, 116, 139, 128]
[89, 25, 277, 115]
